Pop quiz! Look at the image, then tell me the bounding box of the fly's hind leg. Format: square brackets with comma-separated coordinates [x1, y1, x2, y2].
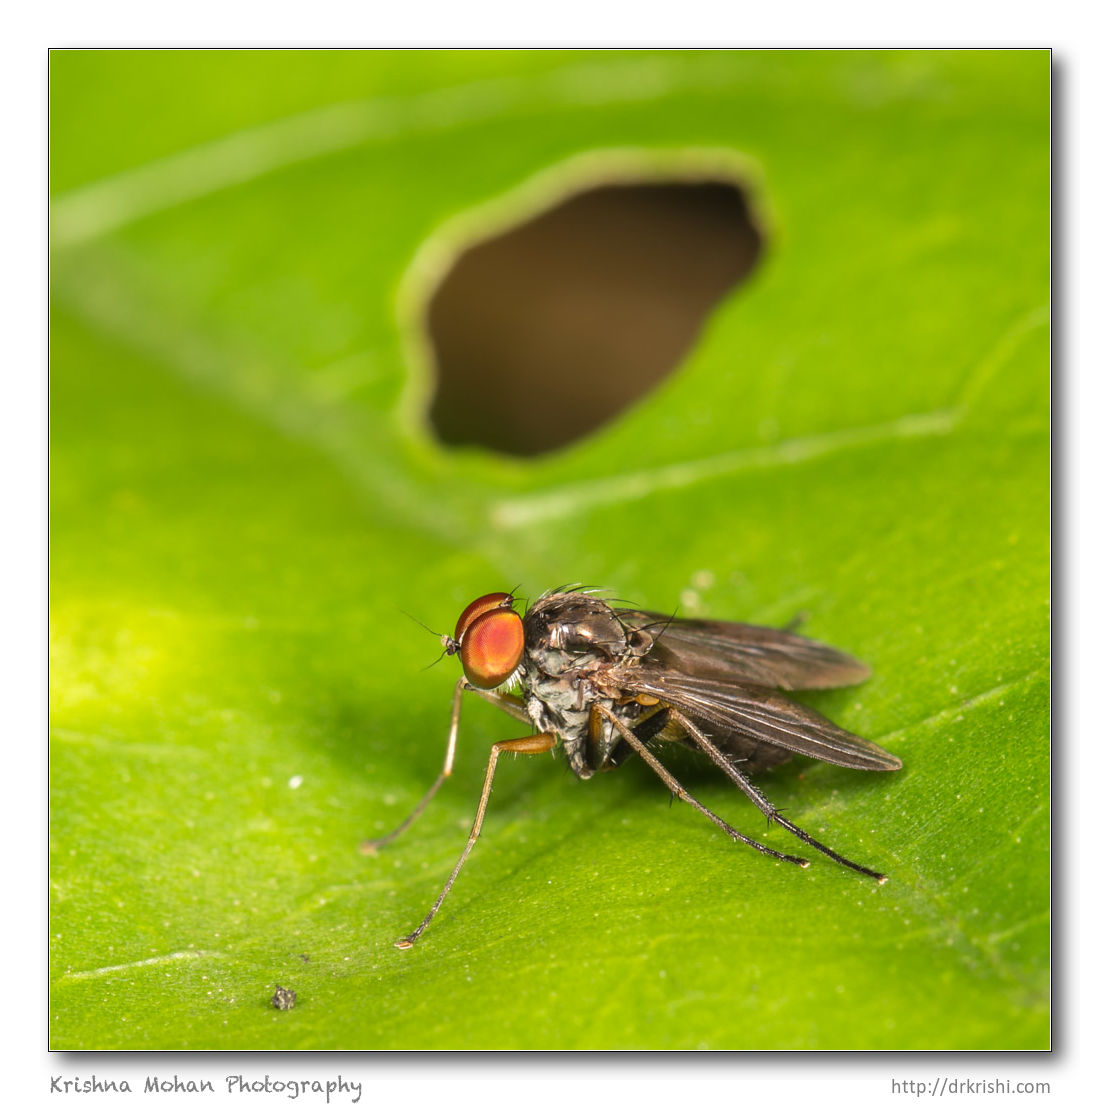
[668, 708, 888, 883]
[591, 704, 809, 868]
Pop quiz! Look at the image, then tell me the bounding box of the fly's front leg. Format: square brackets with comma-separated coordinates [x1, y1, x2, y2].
[395, 732, 556, 949]
[361, 680, 534, 853]
[590, 704, 809, 868]
[360, 678, 470, 853]
[669, 708, 888, 883]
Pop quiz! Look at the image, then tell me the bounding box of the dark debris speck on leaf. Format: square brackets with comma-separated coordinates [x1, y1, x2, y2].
[271, 985, 297, 1011]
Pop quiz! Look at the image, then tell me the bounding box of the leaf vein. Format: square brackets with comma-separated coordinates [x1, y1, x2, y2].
[492, 411, 957, 529]
[60, 950, 227, 982]
[873, 666, 1048, 744]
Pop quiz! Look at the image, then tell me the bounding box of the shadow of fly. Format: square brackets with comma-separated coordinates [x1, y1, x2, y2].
[364, 588, 902, 948]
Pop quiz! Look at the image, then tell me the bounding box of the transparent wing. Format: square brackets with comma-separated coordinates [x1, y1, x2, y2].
[612, 664, 901, 771]
[618, 609, 871, 690]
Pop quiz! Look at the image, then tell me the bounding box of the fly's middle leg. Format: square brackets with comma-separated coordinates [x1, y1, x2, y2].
[590, 704, 809, 868]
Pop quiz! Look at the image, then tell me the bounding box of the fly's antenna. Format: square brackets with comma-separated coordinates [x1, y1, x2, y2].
[399, 609, 454, 670]
[400, 608, 444, 639]
[421, 646, 452, 672]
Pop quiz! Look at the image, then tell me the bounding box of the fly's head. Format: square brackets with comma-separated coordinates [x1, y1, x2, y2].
[444, 592, 525, 690]
[523, 591, 654, 679]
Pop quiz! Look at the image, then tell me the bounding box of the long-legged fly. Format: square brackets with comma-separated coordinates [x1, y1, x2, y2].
[364, 588, 902, 948]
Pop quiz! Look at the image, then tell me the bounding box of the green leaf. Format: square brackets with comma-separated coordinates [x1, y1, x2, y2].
[50, 50, 1049, 1050]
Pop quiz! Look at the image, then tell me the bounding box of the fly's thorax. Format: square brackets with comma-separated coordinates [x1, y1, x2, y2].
[522, 592, 652, 676]
[521, 664, 592, 772]
[519, 649, 619, 779]
[517, 592, 659, 778]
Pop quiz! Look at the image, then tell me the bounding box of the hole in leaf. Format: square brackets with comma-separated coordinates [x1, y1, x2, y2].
[426, 177, 764, 457]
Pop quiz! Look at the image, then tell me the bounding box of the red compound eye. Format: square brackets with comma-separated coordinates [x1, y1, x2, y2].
[460, 607, 525, 689]
[454, 592, 514, 642]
